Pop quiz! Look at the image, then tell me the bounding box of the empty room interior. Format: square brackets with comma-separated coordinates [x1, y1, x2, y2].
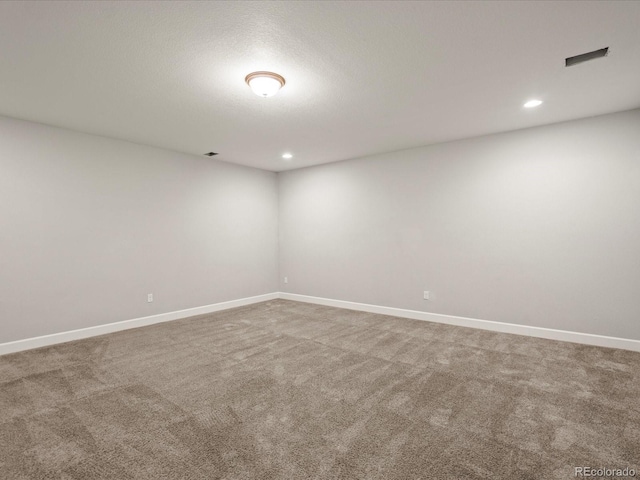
[2, 1, 640, 479]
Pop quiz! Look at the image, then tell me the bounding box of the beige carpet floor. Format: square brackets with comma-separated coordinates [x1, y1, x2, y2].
[1, 299, 639, 479]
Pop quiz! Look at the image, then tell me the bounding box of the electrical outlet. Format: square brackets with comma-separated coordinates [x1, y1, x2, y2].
[423, 291, 430, 300]
[147, 293, 153, 303]
[284, 276, 288, 284]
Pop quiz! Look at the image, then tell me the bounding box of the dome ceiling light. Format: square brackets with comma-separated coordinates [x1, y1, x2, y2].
[245, 71, 286, 97]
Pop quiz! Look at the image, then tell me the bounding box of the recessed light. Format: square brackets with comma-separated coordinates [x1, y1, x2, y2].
[204, 152, 218, 156]
[245, 71, 286, 97]
[524, 99, 543, 108]
[282, 153, 293, 159]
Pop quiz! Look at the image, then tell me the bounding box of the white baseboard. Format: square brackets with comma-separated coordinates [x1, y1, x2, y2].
[3, 291, 639, 355]
[279, 292, 640, 352]
[0, 293, 279, 356]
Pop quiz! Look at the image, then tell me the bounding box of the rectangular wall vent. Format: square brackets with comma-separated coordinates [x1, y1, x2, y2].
[565, 47, 609, 67]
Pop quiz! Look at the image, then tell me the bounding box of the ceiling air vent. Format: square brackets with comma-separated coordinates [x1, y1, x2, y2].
[204, 152, 219, 156]
[565, 47, 609, 67]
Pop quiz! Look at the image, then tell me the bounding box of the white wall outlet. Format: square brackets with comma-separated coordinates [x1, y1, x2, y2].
[147, 293, 153, 303]
[284, 276, 288, 284]
[423, 291, 430, 300]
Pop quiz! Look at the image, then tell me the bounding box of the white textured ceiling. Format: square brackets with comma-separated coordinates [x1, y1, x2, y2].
[1, 1, 639, 172]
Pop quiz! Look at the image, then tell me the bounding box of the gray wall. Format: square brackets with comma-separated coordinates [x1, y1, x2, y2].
[3, 109, 640, 344]
[0, 115, 278, 343]
[279, 109, 640, 340]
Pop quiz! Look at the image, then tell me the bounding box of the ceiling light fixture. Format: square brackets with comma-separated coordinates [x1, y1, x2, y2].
[282, 153, 293, 159]
[245, 71, 286, 97]
[524, 99, 543, 108]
